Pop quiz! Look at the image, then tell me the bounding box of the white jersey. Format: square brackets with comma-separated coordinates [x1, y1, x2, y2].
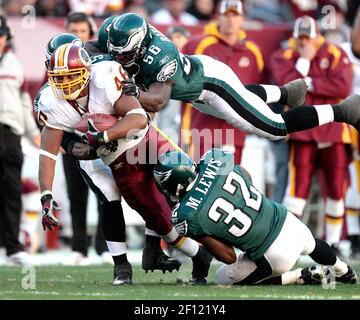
[38, 61, 148, 165]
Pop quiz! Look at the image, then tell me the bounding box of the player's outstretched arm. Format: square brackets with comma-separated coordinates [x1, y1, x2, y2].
[38, 127, 63, 231]
[39, 127, 63, 193]
[197, 236, 236, 264]
[138, 81, 173, 112]
[105, 94, 148, 142]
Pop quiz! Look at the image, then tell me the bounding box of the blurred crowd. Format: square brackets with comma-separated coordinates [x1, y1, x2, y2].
[1, 0, 360, 266]
[0, 0, 357, 26]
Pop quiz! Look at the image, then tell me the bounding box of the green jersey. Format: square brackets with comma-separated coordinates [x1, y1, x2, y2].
[133, 26, 204, 101]
[172, 149, 287, 261]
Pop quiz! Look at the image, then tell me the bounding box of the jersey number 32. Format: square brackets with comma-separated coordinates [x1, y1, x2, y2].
[208, 171, 262, 238]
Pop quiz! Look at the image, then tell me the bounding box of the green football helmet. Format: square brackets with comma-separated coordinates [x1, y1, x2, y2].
[97, 15, 118, 53]
[153, 151, 198, 201]
[107, 13, 151, 67]
[45, 33, 83, 69]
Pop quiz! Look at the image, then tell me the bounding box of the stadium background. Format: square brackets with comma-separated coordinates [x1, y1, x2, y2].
[1, 1, 359, 301]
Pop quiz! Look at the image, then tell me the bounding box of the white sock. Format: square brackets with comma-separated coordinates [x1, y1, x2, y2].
[261, 85, 281, 103]
[281, 268, 303, 285]
[106, 241, 127, 256]
[333, 257, 348, 277]
[314, 105, 334, 125]
[325, 218, 343, 245]
[346, 209, 360, 235]
[161, 227, 199, 257]
[145, 228, 160, 237]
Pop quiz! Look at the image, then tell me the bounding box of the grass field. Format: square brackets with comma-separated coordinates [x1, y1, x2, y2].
[1, 262, 359, 300]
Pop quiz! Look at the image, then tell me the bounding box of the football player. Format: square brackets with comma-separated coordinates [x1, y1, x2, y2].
[106, 13, 360, 140]
[35, 33, 181, 285]
[37, 43, 212, 284]
[153, 149, 358, 285]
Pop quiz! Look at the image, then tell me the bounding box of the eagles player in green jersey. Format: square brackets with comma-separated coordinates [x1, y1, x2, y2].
[153, 149, 358, 285]
[108, 13, 360, 140]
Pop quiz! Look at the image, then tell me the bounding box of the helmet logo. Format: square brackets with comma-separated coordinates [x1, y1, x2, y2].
[113, 20, 147, 53]
[79, 48, 91, 67]
[154, 169, 173, 183]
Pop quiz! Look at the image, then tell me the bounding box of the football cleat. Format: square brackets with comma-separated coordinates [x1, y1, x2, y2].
[142, 246, 181, 273]
[7, 251, 33, 266]
[113, 262, 132, 286]
[283, 79, 307, 107]
[300, 265, 323, 285]
[190, 246, 213, 285]
[323, 265, 358, 285]
[338, 94, 360, 132]
[335, 266, 358, 284]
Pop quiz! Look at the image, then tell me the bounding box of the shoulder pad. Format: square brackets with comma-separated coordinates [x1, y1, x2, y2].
[37, 85, 59, 113]
[91, 61, 127, 89]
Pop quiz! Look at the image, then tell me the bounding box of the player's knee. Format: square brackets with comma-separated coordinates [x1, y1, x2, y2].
[215, 265, 235, 285]
[283, 196, 307, 217]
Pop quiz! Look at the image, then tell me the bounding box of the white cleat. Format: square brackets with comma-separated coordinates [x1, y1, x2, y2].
[7, 251, 33, 266]
[100, 251, 114, 265]
[61, 251, 90, 266]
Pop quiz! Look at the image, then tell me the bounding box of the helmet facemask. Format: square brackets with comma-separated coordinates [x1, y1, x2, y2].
[48, 67, 91, 100]
[48, 44, 91, 100]
[107, 40, 146, 67]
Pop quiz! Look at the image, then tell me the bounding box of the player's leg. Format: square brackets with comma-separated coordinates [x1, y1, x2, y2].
[78, 159, 131, 285]
[279, 211, 357, 284]
[20, 179, 41, 255]
[63, 154, 89, 260]
[151, 128, 214, 283]
[283, 141, 317, 217]
[215, 212, 310, 286]
[320, 144, 350, 254]
[234, 211, 353, 285]
[245, 80, 306, 107]
[95, 200, 111, 261]
[215, 252, 260, 285]
[110, 153, 184, 273]
[110, 135, 212, 282]
[197, 55, 360, 139]
[2, 132, 26, 260]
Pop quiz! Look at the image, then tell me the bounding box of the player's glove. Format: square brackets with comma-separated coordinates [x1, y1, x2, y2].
[74, 118, 109, 147]
[92, 141, 119, 158]
[40, 191, 61, 231]
[122, 78, 140, 98]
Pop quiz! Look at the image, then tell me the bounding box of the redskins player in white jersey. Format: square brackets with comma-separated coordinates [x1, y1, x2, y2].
[38, 43, 213, 284]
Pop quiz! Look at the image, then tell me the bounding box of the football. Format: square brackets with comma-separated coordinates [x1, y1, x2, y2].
[75, 113, 118, 133]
